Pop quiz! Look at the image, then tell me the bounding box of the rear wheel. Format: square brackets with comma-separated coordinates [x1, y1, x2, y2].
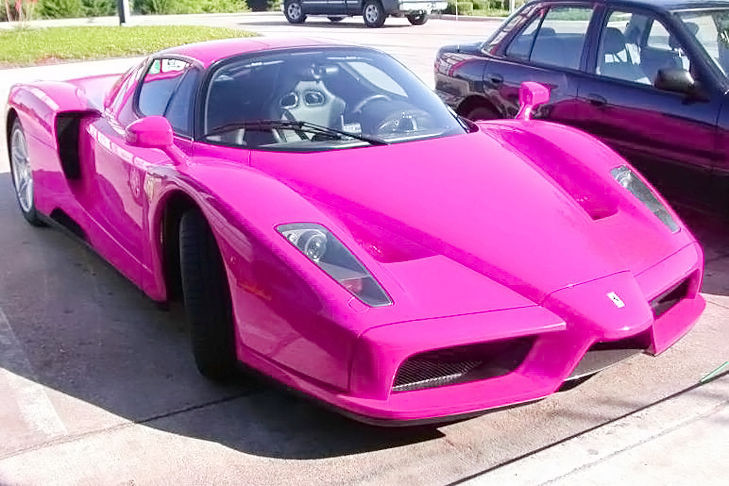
[407, 12, 428, 25]
[284, 0, 306, 24]
[363, 0, 386, 28]
[328, 16, 345, 22]
[465, 106, 498, 121]
[9, 119, 43, 226]
[179, 209, 237, 381]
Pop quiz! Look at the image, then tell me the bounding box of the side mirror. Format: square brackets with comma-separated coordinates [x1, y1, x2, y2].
[125, 116, 173, 149]
[516, 82, 551, 121]
[654, 68, 695, 95]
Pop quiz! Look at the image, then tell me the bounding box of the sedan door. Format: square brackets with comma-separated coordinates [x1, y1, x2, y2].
[573, 8, 722, 198]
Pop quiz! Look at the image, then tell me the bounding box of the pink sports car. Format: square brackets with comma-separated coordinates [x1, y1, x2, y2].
[5, 38, 706, 424]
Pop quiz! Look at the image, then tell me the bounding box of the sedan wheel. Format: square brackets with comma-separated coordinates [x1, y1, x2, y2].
[284, 0, 306, 24]
[9, 120, 43, 226]
[363, 0, 386, 28]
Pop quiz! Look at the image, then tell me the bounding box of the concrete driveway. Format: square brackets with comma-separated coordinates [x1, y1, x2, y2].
[0, 13, 727, 486]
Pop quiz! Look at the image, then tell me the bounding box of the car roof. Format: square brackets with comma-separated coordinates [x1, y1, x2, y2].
[159, 37, 340, 68]
[527, 0, 729, 12]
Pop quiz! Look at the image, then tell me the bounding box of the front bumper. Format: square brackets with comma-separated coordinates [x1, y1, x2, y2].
[395, 1, 448, 13]
[339, 242, 704, 423]
[244, 242, 704, 424]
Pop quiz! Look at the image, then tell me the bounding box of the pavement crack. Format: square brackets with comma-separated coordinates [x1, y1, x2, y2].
[446, 370, 729, 486]
[537, 399, 729, 486]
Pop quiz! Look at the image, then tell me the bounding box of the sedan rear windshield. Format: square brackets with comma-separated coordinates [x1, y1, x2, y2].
[202, 47, 468, 151]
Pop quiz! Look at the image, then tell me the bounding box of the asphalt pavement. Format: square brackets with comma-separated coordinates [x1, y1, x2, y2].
[0, 12, 727, 486]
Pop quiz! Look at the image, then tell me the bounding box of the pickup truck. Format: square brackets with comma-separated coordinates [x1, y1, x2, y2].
[283, 0, 448, 27]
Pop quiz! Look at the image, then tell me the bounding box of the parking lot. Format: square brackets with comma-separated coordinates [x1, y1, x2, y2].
[0, 13, 728, 485]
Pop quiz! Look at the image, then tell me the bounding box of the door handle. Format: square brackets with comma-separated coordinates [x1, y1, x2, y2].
[488, 73, 503, 85]
[586, 93, 607, 107]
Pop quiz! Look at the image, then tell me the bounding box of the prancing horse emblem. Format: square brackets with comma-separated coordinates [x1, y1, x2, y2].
[607, 292, 625, 308]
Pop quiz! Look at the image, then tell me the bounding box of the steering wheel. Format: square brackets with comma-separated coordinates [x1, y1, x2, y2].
[352, 94, 391, 114]
[375, 109, 431, 135]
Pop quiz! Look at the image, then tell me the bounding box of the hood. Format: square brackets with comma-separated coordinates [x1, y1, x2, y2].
[250, 126, 683, 305]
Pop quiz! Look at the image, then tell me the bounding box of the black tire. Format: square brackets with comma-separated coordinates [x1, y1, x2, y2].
[407, 12, 428, 25]
[363, 0, 386, 28]
[328, 16, 345, 22]
[8, 119, 43, 226]
[284, 0, 306, 24]
[179, 209, 237, 381]
[465, 106, 498, 121]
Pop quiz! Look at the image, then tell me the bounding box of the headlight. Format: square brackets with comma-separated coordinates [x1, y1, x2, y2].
[277, 223, 392, 307]
[611, 166, 678, 233]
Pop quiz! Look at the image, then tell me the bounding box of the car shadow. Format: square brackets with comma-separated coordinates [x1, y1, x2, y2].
[673, 204, 729, 297]
[0, 172, 444, 460]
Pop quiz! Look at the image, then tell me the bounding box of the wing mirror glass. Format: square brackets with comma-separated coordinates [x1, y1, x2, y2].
[516, 82, 551, 121]
[126, 116, 173, 149]
[654, 68, 696, 95]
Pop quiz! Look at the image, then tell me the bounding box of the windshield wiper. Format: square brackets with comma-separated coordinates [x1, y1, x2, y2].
[205, 120, 388, 146]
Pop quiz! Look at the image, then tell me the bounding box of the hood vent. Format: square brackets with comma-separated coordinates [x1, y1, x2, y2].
[487, 126, 619, 220]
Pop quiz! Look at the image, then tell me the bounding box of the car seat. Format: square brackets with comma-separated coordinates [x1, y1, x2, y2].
[273, 64, 346, 142]
[598, 27, 650, 84]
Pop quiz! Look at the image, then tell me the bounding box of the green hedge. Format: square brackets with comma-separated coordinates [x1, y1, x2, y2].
[247, 0, 279, 11]
[133, 0, 249, 14]
[444, 1, 473, 15]
[443, 0, 517, 15]
[38, 0, 84, 18]
[28, 0, 250, 18]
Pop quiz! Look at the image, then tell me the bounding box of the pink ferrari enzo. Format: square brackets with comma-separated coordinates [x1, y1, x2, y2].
[6, 38, 705, 424]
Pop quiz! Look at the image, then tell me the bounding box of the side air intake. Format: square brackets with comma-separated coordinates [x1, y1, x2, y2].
[392, 337, 535, 392]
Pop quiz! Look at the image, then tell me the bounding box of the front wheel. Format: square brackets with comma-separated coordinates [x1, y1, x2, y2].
[9, 119, 43, 226]
[179, 209, 237, 381]
[284, 0, 306, 24]
[407, 12, 428, 25]
[363, 0, 386, 28]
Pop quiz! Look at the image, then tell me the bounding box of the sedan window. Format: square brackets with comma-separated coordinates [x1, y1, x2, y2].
[505, 5, 594, 71]
[677, 9, 729, 78]
[505, 12, 542, 60]
[596, 11, 652, 84]
[595, 11, 693, 86]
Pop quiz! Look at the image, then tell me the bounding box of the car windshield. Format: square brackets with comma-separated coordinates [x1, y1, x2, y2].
[203, 47, 468, 151]
[677, 9, 729, 78]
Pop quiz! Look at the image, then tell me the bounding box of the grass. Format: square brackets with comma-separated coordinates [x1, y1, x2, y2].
[0, 25, 258, 67]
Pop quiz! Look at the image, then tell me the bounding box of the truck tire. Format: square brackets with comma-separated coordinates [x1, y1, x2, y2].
[284, 0, 306, 24]
[407, 12, 428, 25]
[363, 0, 386, 28]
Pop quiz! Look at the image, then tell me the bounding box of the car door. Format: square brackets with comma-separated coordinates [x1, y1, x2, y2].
[345, 0, 361, 14]
[300, 0, 329, 14]
[84, 57, 199, 283]
[326, 0, 346, 14]
[573, 7, 722, 197]
[482, 3, 595, 125]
